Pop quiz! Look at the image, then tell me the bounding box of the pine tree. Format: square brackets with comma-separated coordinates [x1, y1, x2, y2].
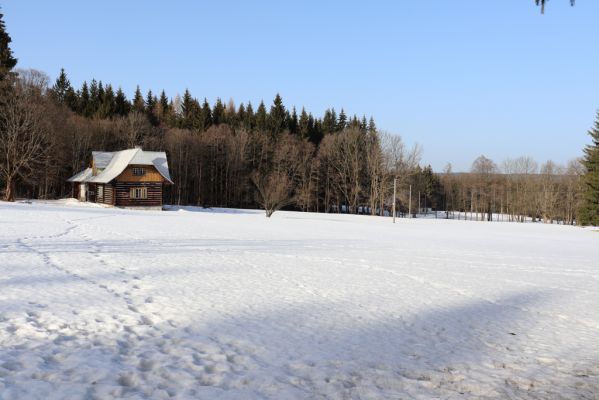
[0, 10, 17, 81]
[201, 98, 212, 131]
[97, 81, 105, 105]
[298, 108, 310, 139]
[244, 101, 254, 131]
[115, 87, 130, 116]
[159, 90, 169, 115]
[579, 111, 599, 226]
[51, 68, 73, 104]
[237, 103, 246, 125]
[145, 89, 157, 125]
[269, 93, 287, 135]
[146, 89, 155, 112]
[181, 89, 194, 126]
[422, 165, 443, 211]
[368, 117, 377, 133]
[337, 108, 347, 131]
[88, 79, 99, 117]
[310, 115, 323, 144]
[132, 85, 145, 113]
[289, 107, 298, 135]
[89, 79, 100, 114]
[255, 101, 268, 132]
[98, 84, 115, 118]
[212, 98, 225, 125]
[79, 81, 90, 116]
[322, 108, 337, 134]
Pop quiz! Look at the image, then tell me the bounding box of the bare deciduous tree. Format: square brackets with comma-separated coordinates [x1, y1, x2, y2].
[0, 70, 50, 201]
[252, 171, 294, 217]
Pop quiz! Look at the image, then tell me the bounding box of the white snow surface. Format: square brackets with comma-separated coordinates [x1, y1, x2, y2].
[1, 200, 598, 399]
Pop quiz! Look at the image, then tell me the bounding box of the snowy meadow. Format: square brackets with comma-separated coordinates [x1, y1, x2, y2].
[0, 200, 598, 399]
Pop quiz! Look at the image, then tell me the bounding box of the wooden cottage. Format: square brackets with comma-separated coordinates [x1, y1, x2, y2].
[68, 148, 173, 209]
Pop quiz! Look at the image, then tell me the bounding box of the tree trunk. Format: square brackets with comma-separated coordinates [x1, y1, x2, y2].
[4, 176, 15, 202]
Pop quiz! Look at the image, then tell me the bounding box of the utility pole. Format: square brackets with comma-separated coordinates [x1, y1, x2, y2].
[408, 185, 412, 218]
[392, 178, 396, 223]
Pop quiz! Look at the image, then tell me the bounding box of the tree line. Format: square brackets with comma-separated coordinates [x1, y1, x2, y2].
[0, 9, 597, 224]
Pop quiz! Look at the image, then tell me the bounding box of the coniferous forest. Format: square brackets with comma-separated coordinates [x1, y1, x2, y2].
[0, 10, 598, 224]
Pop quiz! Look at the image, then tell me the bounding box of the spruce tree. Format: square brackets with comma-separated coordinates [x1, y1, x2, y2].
[98, 84, 116, 118]
[97, 81, 105, 105]
[579, 111, 599, 226]
[115, 87, 130, 116]
[201, 98, 212, 131]
[146, 89, 155, 112]
[79, 81, 90, 116]
[310, 115, 323, 144]
[159, 90, 169, 114]
[244, 101, 254, 131]
[255, 101, 268, 132]
[212, 98, 225, 125]
[51, 68, 73, 104]
[269, 93, 286, 135]
[0, 10, 17, 81]
[237, 103, 246, 125]
[88, 79, 99, 116]
[368, 117, 377, 133]
[322, 109, 336, 134]
[132, 85, 145, 113]
[298, 108, 310, 139]
[337, 109, 347, 131]
[289, 107, 298, 135]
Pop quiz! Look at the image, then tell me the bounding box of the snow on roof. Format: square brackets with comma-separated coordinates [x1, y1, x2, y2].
[92, 151, 115, 169]
[87, 148, 173, 184]
[130, 150, 173, 183]
[67, 167, 93, 182]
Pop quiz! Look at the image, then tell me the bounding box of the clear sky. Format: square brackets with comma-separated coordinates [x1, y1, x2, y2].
[3, 1, 599, 171]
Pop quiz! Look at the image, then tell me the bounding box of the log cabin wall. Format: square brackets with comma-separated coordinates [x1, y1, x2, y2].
[115, 182, 163, 207]
[96, 184, 104, 204]
[104, 184, 114, 205]
[117, 165, 164, 183]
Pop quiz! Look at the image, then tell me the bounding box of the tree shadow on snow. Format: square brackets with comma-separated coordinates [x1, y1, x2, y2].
[0, 287, 597, 399]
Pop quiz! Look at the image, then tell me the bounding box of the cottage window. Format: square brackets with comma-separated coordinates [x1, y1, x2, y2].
[130, 187, 147, 199]
[133, 167, 146, 176]
[97, 185, 103, 198]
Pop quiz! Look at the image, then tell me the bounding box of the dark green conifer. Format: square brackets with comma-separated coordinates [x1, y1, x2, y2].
[244, 101, 254, 131]
[212, 98, 225, 125]
[115, 87, 129, 116]
[201, 98, 212, 131]
[368, 117, 377, 133]
[79, 81, 90, 116]
[579, 111, 599, 225]
[337, 109, 347, 131]
[0, 10, 17, 81]
[289, 107, 298, 135]
[298, 108, 310, 139]
[132, 85, 145, 113]
[269, 93, 286, 135]
[51, 68, 73, 104]
[255, 101, 268, 132]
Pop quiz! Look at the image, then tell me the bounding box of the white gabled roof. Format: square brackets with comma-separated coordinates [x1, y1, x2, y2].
[130, 150, 173, 183]
[67, 167, 93, 182]
[87, 148, 173, 184]
[92, 151, 115, 169]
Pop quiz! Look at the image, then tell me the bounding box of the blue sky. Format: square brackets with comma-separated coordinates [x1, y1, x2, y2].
[3, 1, 599, 171]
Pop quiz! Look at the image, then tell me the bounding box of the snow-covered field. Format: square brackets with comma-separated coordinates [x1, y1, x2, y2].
[1, 200, 598, 400]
